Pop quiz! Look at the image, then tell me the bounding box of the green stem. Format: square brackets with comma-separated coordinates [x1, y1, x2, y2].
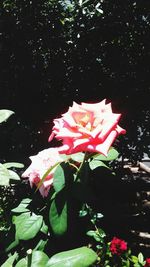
[36, 161, 61, 191]
[69, 162, 79, 171]
[75, 152, 88, 182]
[27, 249, 32, 267]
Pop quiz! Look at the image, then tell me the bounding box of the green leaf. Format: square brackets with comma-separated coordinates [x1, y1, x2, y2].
[21, 198, 32, 204]
[0, 163, 11, 185]
[97, 228, 106, 239]
[0, 109, 14, 123]
[0, 163, 21, 185]
[131, 256, 138, 263]
[30, 251, 49, 266]
[96, 213, 104, 219]
[59, 154, 70, 161]
[3, 162, 24, 169]
[96, 244, 103, 249]
[70, 152, 85, 162]
[11, 198, 32, 213]
[14, 213, 43, 240]
[86, 230, 96, 237]
[15, 251, 49, 267]
[133, 264, 141, 267]
[49, 190, 67, 236]
[138, 253, 144, 264]
[86, 230, 102, 242]
[1, 252, 18, 267]
[93, 147, 119, 161]
[46, 246, 98, 267]
[13, 212, 30, 224]
[53, 165, 65, 192]
[79, 210, 88, 217]
[89, 159, 109, 170]
[94, 235, 102, 242]
[15, 258, 27, 267]
[34, 239, 48, 252]
[53, 163, 74, 192]
[40, 221, 48, 234]
[126, 259, 130, 267]
[6, 237, 19, 253]
[8, 170, 20, 180]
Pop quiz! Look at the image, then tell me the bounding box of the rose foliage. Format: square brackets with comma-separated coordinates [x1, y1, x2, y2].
[1, 100, 149, 266]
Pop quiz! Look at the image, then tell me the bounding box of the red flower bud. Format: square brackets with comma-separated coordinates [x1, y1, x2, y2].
[144, 258, 150, 267]
[110, 237, 127, 256]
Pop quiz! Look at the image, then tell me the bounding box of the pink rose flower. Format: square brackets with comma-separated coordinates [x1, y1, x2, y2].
[22, 148, 62, 197]
[110, 237, 127, 256]
[49, 100, 126, 156]
[144, 258, 150, 267]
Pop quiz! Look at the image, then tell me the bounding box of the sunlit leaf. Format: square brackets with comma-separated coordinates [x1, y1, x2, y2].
[40, 221, 48, 234]
[15, 251, 49, 267]
[15, 258, 26, 267]
[1, 252, 18, 267]
[89, 160, 109, 170]
[8, 170, 20, 180]
[3, 162, 24, 169]
[0, 163, 11, 186]
[11, 198, 32, 213]
[86, 230, 101, 242]
[53, 165, 65, 192]
[131, 255, 138, 263]
[86, 230, 96, 237]
[0, 109, 14, 123]
[0, 163, 21, 185]
[79, 210, 88, 217]
[53, 163, 74, 193]
[138, 252, 144, 264]
[46, 246, 98, 267]
[70, 152, 85, 162]
[34, 239, 48, 252]
[93, 147, 119, 161]
[14, 213, 43, 240]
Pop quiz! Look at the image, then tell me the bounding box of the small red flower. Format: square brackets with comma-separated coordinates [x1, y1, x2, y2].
[110, 237, 127, 256]
[144, 258, 150, 267]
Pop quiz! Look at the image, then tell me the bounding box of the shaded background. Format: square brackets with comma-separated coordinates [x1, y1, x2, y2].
[0, 0, 150, 164]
